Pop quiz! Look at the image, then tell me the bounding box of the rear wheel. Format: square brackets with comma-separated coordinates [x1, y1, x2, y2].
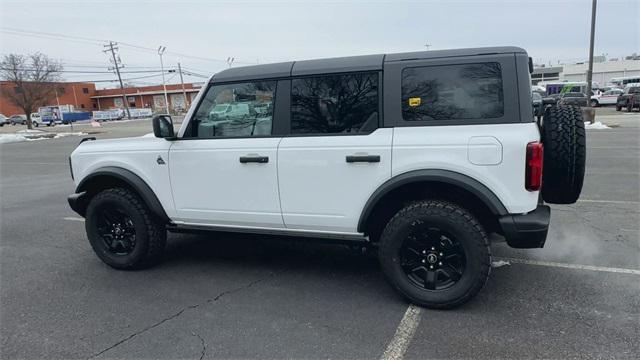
[541, 105, 586, 204]
[85, 188, 166, 270]
[590, 99, 598, 107]
[378, 200, 490, 309]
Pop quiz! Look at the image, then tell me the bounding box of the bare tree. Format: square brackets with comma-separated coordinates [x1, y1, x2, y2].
[1, 53, 63, 129]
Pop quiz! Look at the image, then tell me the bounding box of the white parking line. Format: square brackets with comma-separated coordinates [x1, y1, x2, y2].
[497, 257, 640, 275]
[380, 304, 422, 360]
[63, 217, 85, 222]
[577, 199, 640, 205]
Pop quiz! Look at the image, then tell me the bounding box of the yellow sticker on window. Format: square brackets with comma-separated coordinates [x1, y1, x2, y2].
[408, 97, 421, 107]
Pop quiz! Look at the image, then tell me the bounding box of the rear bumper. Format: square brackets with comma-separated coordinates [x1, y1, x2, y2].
[499, 205, 550, 248]
[67, 191, 87, 217]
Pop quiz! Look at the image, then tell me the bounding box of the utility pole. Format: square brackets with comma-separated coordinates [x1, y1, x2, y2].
[103, 41, 131, 119]
[585, 0, 597, 108]
[158, 46, 170, 114]
[177, 62, 189, 110]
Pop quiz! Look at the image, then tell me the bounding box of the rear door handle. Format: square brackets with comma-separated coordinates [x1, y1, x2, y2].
[346, 155, 380, 163]
[239, 155, 269, 164]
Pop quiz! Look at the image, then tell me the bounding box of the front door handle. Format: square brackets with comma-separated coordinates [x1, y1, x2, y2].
[239, 155, 269, 164]
[346, 155, 380, 163]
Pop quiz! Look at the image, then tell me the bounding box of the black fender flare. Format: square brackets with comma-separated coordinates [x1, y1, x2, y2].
[75, 166, 169, 222]
[357, 169, 508, 232]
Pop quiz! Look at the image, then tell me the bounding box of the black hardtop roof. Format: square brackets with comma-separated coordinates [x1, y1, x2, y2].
[210, 46, 526, 83]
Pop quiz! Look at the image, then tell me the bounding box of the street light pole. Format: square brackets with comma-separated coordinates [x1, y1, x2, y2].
[158, 46, 170, 114]
[585, 0, 597, 109]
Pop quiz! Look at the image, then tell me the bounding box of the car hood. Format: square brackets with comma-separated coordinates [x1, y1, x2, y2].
[72, 136, 171, 156]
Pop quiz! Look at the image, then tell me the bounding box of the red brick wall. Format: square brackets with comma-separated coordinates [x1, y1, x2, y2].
[0, 81, 96, 116]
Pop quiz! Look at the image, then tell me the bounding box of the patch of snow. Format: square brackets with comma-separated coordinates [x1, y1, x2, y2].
[584, 121, 611, 130]
[141, 132, 155, 138]
[0, 134, 27, 144]
[0, 131, 87, 144]
[53, 132, 88, 138]
[16, 129, 46, 133]
[491, 260, 511, 268]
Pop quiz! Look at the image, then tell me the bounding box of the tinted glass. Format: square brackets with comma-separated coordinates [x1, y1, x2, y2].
[291, 72, 378, 134]
[402, 63, 503, 121]
[186, 81, 276, 138]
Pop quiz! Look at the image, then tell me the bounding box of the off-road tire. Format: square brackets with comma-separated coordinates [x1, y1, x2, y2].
[541, 105, 586, 204]
[378, 200, 491, 309]
[85, 187, 166, 270]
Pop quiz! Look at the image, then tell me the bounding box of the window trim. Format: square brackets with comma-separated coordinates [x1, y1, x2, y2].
[383, 54, 521, 127]
[286, 70, 382, 137]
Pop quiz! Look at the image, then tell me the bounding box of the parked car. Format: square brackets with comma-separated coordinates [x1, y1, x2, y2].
[30, 113, 41, 127]
[616, 84, 640, 112]
[558, 92, 588, 107]
[0, 114, 9, 126]
[67, 46, 585, 309]
[9, 114, 28, 125]
[590, 89, 623, 107]
[542, 93, 561, 108]
[532, 92, 543, 120]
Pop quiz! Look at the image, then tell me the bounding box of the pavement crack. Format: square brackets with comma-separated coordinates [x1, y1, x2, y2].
[88, 308, 186, 359]
[87, 271, 278, 359]
[192, 332, 206, 360]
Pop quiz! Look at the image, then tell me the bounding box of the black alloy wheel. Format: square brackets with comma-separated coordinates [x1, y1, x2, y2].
[400, 225, 466, 291]
[96, 207, 137, 255]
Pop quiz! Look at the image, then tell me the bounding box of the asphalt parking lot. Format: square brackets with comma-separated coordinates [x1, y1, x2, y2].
[1, 112, 639, 359]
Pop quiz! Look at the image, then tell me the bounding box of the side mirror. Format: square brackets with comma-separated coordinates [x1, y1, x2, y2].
[152, 115, 175, 139]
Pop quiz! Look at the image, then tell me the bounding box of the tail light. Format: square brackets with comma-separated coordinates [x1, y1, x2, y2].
[526, 142, 543, 191]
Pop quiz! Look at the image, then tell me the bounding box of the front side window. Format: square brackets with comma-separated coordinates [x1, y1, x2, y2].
[402, 62, 504, 121]
[186, 81, 276, 138]
[291, 72, 379, 134]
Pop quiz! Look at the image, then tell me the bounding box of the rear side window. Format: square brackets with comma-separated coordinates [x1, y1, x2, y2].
[291, 72, 379, 134]
[401, 62, 504, 121]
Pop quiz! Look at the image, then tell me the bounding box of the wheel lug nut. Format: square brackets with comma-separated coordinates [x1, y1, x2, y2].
[438, 262, 443, 266]
[431, 247, 435, 250]
[422, 259, 426, 263]
[422, 250, 426, 254]
[439, 253, 443, 256]
[429, 265, 434, 269]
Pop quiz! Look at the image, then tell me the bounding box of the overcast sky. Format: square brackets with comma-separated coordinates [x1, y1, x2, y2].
[1, 0, 637, 88]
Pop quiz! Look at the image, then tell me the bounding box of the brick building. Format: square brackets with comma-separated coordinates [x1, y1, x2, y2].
[91, 84, 202, 112]
[0, 81, 96, 116]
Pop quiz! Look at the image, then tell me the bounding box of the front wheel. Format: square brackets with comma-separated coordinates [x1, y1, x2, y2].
[590, 100, 598, 107]
[85, 188, 166, 270]
[378, 200, 490, 309]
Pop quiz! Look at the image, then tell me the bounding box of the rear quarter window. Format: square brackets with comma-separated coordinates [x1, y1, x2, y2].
[401, 62, 504, 121]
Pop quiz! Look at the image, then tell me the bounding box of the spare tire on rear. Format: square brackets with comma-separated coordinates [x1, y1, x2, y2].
[541, 105, 586, 204]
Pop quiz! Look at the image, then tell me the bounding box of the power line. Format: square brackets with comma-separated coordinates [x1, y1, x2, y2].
[0, 68, 173, 74]
[1, 27, 254, 65]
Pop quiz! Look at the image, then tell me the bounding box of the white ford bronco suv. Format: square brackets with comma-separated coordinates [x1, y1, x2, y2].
[68, 47, 585, 308]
